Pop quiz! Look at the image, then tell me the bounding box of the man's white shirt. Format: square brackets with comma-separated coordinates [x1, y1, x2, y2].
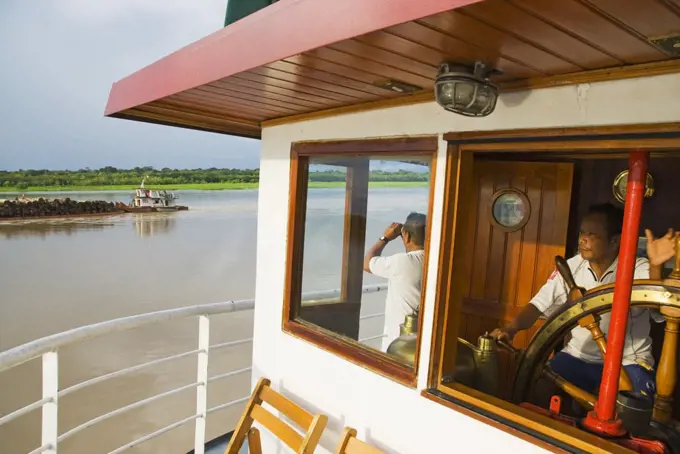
[369, 250, 424, 351]
[530, 254, 662, 366]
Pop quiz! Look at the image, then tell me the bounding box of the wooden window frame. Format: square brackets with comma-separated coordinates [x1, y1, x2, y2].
[427, 123, 680, 452]
[282, 136, 438, 387]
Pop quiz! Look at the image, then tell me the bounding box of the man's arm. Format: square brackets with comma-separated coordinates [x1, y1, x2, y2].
[363, 222, 402, 273]
[363, 239, 388, 273]
[490, 267, 563, 342]
[490, 304, 542, 343]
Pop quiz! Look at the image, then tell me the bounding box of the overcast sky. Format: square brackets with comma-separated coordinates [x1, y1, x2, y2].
[0, 0, 261, 171]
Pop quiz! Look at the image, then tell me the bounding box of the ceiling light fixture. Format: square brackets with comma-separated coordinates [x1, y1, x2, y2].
[434, 61, 498, 117]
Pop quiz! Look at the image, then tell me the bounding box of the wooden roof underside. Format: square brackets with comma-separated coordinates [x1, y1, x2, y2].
[105, 0, 680, 139]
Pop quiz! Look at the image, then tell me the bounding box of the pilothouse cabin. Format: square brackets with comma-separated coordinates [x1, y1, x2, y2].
[102, 0, 680, 452]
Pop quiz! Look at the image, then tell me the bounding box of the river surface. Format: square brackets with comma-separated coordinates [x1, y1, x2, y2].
[0, 188, 428, 454]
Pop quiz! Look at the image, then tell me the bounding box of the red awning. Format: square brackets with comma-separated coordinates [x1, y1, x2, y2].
[104, 0, 483, 136]
[104, 0, 679, 138]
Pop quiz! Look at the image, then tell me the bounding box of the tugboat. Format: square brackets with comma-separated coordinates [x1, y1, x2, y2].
[115, 177, 188, 213]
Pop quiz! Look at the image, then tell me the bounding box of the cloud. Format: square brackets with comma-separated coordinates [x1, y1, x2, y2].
[0, 0, 261, 171]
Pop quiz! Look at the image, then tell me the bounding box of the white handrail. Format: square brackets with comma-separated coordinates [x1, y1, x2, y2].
[0, 284, 387, 373]
[0, 283, 388, 454]
[0, 300, 254, 373]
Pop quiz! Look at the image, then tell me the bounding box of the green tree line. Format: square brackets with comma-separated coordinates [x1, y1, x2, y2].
[0, 167, 427, 189]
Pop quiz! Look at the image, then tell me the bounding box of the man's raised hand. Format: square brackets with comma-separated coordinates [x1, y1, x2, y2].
[383, 222, 403, 241]
[645, 228, 679, 266]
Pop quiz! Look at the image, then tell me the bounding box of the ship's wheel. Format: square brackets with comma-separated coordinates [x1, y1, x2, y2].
[510, 280, 680, 452]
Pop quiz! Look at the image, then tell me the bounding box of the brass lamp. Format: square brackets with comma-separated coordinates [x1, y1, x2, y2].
[435, 61, 498, 117]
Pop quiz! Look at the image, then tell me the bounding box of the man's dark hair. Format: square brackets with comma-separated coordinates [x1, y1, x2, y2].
[403, 212, 426, 246]
[585, 203, 624, 239]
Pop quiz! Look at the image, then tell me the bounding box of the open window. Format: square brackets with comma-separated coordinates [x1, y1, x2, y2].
[427, 126, 680, 451]
[283, 137, 437, 386]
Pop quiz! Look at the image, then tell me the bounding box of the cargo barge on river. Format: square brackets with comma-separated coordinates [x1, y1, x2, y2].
[114, 177, 188, 213]
[0, 195, 123, 221]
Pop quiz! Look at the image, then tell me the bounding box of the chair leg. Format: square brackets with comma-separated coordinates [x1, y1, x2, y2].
[224, 378, 270, 454]
[248, 427, 262, 454]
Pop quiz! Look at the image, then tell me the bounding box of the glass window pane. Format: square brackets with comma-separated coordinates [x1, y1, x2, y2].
[294, 154, 432, 366]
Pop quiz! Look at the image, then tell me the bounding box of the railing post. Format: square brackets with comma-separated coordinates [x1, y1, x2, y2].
[194, 316, 210, 454]
[43, 351, 59, 453]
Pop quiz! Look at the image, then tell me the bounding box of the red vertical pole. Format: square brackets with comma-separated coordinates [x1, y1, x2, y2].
[583, 150, 649, 434]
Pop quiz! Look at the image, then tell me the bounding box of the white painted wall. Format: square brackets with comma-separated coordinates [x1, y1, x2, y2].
[251, 73, 680, 453]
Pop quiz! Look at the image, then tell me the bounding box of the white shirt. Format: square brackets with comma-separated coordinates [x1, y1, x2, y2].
[369, 250, 424, 351]
[530, 254, 661, 366]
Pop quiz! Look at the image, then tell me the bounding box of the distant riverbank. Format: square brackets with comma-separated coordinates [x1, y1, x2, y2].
[1, 181, 427, 193]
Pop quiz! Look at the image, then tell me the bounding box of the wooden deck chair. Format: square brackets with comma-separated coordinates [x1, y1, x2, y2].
[225, 377, 328, 454]
[334, 428, 384, 454]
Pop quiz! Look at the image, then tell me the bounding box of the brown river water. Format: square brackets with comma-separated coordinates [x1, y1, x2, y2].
[0, 188, 428, 454]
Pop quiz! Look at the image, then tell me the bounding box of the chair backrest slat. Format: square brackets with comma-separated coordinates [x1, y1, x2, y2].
[251, 404, 304, 451]
[260, 385, 314, 430]
[334, 427, 384, 454]
[346, 437, 384, 454]
[225, 377, 327, 454]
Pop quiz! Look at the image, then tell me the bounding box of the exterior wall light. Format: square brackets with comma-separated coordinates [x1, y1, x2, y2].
[435, 61, 498, 117]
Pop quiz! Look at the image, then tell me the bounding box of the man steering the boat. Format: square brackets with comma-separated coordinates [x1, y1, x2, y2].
[363, 212, 426, 352]
[490, 203, 678, 399]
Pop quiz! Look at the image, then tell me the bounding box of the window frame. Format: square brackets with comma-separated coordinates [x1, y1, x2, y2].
[282, 136, 439, 387]
[427, 125, 680, 452]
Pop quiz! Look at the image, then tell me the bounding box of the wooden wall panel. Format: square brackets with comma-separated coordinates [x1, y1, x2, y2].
[568, 156, 680, 253]
[462, 163, 574, 335]
[454, 161, 574, 397]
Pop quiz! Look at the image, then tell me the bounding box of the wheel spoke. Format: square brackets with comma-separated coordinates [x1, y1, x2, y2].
[653, 306, 680, 424]
[541, 366, 596, 411]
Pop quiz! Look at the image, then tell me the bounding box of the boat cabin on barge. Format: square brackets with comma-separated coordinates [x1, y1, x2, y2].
[107, 0, 680, 452]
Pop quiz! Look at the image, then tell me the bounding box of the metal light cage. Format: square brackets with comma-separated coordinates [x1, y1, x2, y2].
[434, 61, 499, 117]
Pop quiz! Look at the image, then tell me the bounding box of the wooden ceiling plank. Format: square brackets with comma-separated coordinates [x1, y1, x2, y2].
[386, 21, 543, 78]
[238, 70, 363, 103]
[660, 0, 680, 15]
[328, 39, 438, 79]
[133, 104, 263, 131]
[417, 9, 581, 74]
[305, 47, 434, 88]
[200, 83, 325, 111]
[250, 66, 379, 100]
[283, 54, 411, 89]
[160, 95, 275, 121]
[172, 90, 300, 116]
[212, 77, 340, 108]
[510, 0, 667, 63]
[579, 0, 680, 39]
[191, 85, 312, 113]
[460, 0, 622, 69]
[120, 108, 261, 138]
[358, 29, 519, 81]
[264, 60, 397, 97]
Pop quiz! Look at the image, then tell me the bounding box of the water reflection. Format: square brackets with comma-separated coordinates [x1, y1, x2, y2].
[0, 219, 117, 239]
[133, 214, 177, 238]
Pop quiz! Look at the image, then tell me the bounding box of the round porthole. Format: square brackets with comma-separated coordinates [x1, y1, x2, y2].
[489, 189, 530, 231]
[612, 170, 655, 204]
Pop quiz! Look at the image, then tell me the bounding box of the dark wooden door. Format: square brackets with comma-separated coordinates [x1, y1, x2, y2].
[456, 160, 574, 395]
